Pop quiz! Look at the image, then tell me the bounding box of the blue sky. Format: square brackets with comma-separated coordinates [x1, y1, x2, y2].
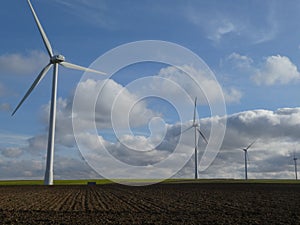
[1, 0, 300, 181]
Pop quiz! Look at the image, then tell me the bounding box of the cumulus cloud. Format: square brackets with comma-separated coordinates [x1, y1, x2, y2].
[78, 132, 172, 167]
[223, 88, 242, 104]
[0, 134, 47, 159]
[220, 108, 300, 148]
[1, 147, 23, 158]
[2, 106, 300, 180]
[0, 155, 97, 180]
[26, 135, 48, 155]
[226, 52, 254, 69]
[53, 156, 101, 180]
[38, 79, 158, 150]
[146, 65, 242, 104]
[0, 159, 44, 180]
[225, 53, 300, 87]
[252, 55, 300, 85]
[182, 107, 300, 179]
[71, 78, 158, 130]
[0, 134, 97, 180]
[3, 60, 300, 180]
[0, 51, 48, 75]
[71, 97, 300, 179]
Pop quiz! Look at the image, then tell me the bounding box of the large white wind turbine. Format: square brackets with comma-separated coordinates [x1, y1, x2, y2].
[182, 97, 208, 179]
[240, 140, 256, 180]
[293, 152, 298, 180]
[12, 0, 106, 185]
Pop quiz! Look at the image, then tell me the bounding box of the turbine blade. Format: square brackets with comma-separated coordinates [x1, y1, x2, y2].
[174, 126, 193, 137]
[193, 97, 197, 124]
[60, 61, 106, 75]
[27, 0, 53, 57]
[181, 126, 193, 135]
[245, 139, 256, 150]
[12, 63, 52, 116]
[197, 128, 208, 144]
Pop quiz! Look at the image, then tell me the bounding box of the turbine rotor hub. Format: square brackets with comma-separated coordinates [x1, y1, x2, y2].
[50, 55, 65, 64]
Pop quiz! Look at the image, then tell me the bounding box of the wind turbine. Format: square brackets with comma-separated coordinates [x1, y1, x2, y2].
[293, 152, 298, 180]
[240, 140, 256, 180]
[181, 97, 208, 179]
[12, 0, 106, 185]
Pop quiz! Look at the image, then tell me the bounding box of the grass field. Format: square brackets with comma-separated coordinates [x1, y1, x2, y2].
[0, 178, 299, 185]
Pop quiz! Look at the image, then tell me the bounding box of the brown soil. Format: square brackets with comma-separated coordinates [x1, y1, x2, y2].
[0, 183, 299, 224]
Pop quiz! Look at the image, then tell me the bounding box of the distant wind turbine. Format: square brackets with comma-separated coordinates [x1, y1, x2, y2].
[293, 152, 298, 180]
[12, 0, 106, 185]
[181, 97, 208, 179]
[240, 140, 256, 180]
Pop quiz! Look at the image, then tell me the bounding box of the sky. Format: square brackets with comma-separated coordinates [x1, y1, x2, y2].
[1, 0, 300, 181]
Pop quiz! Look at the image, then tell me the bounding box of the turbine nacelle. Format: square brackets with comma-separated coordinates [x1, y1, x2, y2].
[50, 55, 65, 64]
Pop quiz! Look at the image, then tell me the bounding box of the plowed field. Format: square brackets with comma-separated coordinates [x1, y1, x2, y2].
[1, 183, 300, 224]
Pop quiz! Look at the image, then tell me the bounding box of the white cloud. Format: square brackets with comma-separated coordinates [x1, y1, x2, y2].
[0, 51, 48, 75]
[71, 79, 158, 130]
[0, 133, 29, 147]
[118, 135, 156, 151]
[196, 108, 300, 179]
[223, 88, 242, 103]
[53, 156, 100, 180]
[71, 107, 300, 179]
[148, 65, 242, 104]
[53, 0, 114, 28]
[184, 4, 278, 44]
[0, 154, 97, 180]
[38, 78, 160, 152]
[252, 55, 300, 85]
[186, 10, 238, 43]
[76, 132, 171, 168]
[2, 106, 300, 180]
[226, 52, 253, 69]
[3, 58, 300, 180]
[0, 103, 11, 112]
[208, 20, 237, 42]
[224, 53, 300, 87]
[0, 159, 44, 180]
[223, 108, 300, 142]
[1, 147, 23, 158]
[26, 135, 48, 155]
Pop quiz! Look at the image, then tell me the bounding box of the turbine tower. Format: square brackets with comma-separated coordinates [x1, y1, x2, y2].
[241, 140, 256, 180]
[182, 97, 208, 179]
[293, 152, 298, 180]
[12, 0, 106, 185]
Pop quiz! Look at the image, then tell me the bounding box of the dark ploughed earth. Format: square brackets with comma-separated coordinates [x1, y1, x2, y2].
[0, 183, 300, 224]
